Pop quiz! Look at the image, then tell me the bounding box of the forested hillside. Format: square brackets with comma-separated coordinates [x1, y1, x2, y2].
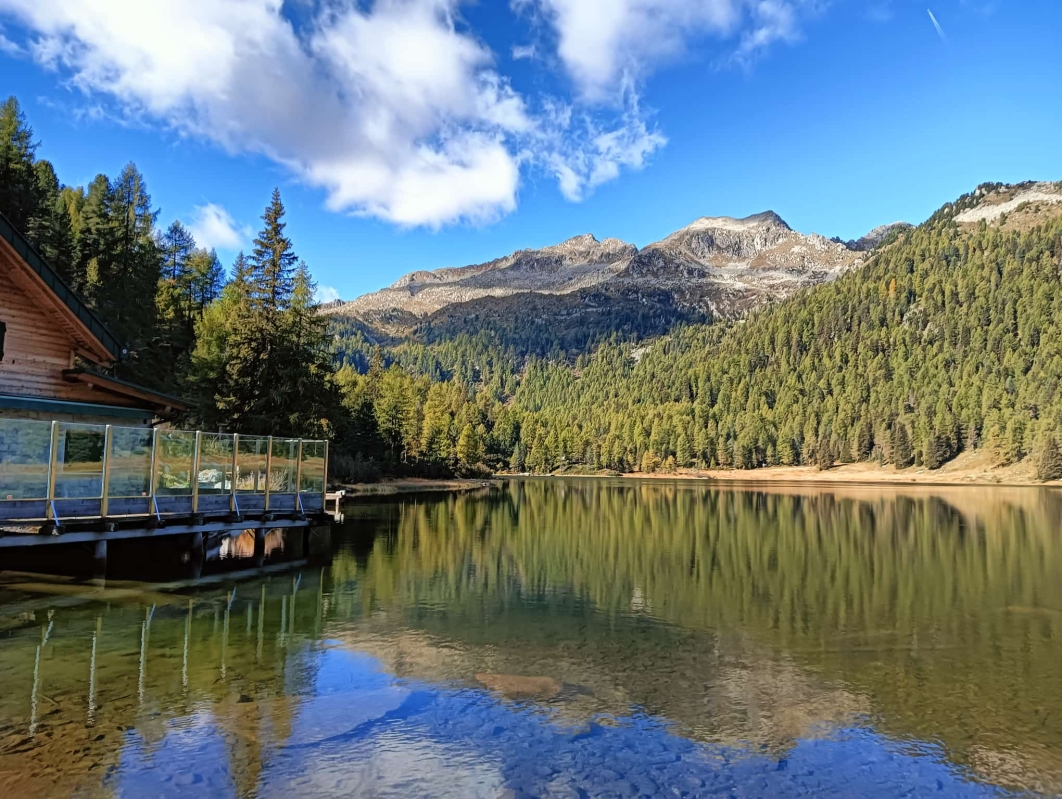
[511, 204, 1062, 475]
[331, 185, 1062, 480]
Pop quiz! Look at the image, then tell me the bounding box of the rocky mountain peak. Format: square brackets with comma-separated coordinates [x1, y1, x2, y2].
[533, 233, 638, 263]
[679, 210, 791, 235]
[847, 222, 912, 251]
[330, 207, 862, 335]
[652, 210, 797, 263]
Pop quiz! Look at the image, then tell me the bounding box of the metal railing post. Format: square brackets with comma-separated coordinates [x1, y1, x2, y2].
[230, 433, 239, 513]
[148, 428, 159, 514]
[191, 431, 202, 513]
[46, 421, 59, 520]
[101, 425, 113, 517]
[322, 439, 329, 510]
[295, 440, 304, 506]
[264, 436, 273, 511]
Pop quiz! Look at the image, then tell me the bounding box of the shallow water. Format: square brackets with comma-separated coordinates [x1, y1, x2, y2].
[1, 478, 1061, 797]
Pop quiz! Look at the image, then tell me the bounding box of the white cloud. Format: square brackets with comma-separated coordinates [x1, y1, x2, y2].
[188, 203, 251, 251]
[522, 0, 814, 96]
[0, 0, 533, 227]
[0, 0, 816, 226]
[0, 24, 21, 54]
[733, 0, 801, 65]
[316, 284, 342, 304]
[538, 85, 666, 201]
[524, 0, 739, 99]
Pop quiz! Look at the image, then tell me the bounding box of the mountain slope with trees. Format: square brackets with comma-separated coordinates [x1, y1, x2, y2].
[326, 182, 1062, 480]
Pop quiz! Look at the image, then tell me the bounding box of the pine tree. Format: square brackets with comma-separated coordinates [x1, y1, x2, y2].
[187, 249, 226, 317]
[511, 441, 527, 472]
[456, 423, 482, 472]
[816, 437, 836, 471]
[375, 367, 414, 462]
[250, 188, 297, 313]
[279, 262, 342, 437]
[0, 96, 40, 229]
[1036, 436, 1062, 482]
[27, 160, 76, 282]
[215, 192, 303, 433]
[855, 418, 874, 461]
[95, 164, 162, 364]
[924, 432, 951, 470]
[675, 433, 692, 468]
[160, 220, 195, 282]
[892, 423, 914, 469]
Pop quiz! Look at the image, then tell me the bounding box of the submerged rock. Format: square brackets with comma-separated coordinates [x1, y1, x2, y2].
[475, 673, 563, 700]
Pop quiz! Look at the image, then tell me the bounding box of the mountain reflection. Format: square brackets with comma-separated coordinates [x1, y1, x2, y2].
[0, 479, 1059, 797]
[333, 480, 1062, 793]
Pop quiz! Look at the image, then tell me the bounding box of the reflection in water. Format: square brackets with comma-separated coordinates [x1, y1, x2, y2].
[0, 479, 1060, 797]
[221, 530, 286, 560]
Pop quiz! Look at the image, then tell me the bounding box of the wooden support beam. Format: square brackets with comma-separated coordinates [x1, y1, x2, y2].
[0, 517, 314, 548]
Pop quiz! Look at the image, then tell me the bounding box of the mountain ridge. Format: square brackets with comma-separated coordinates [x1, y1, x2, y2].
[327, 210, 870, 341]
[327, 181, 1062, 356]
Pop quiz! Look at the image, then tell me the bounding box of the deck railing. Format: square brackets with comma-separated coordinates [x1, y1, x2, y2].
[0, 419, 327, 524]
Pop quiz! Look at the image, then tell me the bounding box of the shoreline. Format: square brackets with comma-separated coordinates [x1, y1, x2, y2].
[502, 450, 1062, 489]
[334, 478, 499, 497]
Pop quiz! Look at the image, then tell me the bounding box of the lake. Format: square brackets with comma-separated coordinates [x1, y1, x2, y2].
[1, 478, 1060, 797]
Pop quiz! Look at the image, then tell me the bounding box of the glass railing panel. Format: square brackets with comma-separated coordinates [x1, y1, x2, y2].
[0, 419, 53, 500]
[107, 427, 153, 498]
[270, 438, 298, 494]
[299, 440, 326, 494]
[235, 436, 269, 493]
[198, 433, 234, 495]
[155, 430, 195, 496]
[54, 423, 105, 499]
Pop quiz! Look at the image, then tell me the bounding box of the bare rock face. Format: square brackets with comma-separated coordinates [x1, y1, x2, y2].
[325, 211, 864, 337]
[847, 222, 913, 251]
[327, 233, 639, 335]
[952, 181, 1062, 225]
[656, 211, 795, 262]
[618, 212, 863, 316]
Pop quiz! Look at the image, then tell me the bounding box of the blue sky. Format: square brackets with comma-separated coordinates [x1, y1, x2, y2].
[1, 0, 1059, 301]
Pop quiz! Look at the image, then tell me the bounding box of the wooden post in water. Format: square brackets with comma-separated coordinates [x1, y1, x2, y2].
[189, 531, 204, 579]
[92, 539, 107, 577]
[88, 615, 101, 725]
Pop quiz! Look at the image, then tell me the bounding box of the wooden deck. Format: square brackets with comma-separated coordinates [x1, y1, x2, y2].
[0, 421, 328, 549]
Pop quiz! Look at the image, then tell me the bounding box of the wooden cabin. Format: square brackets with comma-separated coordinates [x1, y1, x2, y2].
[0, 213, 187, 426]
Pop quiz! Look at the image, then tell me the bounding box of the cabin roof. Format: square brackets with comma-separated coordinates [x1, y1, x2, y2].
[62, 367, 190, 413]
[0, 211, 123, 365]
